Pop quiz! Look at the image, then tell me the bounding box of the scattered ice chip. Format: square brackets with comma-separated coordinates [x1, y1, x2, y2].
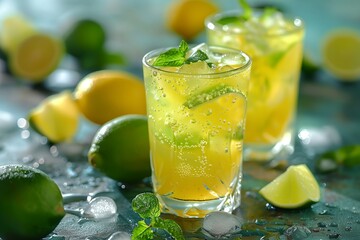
[284, 225, 311, 240]
[202, 211, 243, 238]
[107, 231, 131, 240]
[82, 196, 117, 219]
[0, 111, 16, 134]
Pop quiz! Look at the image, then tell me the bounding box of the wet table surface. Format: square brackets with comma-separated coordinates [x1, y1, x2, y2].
[0, 71, 359, 240]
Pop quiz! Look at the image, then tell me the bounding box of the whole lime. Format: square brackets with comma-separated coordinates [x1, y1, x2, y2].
[88, 115, 151, 183]
[0, 164, 65, 240]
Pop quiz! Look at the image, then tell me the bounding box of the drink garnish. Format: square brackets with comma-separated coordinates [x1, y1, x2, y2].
[184, 84, 241, 109]
[131, 192, 185, 240]
[153, 40, 210, 67]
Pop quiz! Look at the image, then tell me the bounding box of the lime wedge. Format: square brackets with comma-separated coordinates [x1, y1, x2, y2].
[184, 84, 242, 109]
[259, 164, 320, 209]
[28, 91, 79, 143]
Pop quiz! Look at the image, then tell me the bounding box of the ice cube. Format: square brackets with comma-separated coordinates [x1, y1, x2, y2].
[186, 43, 209, 58]
[178, 61, 214, 74]
[107, 231, 131, 240]
[0, 111, 16, 134]
[284, 225, 311, 240]
[82, 196, 117, 219]
[202, 211, 243, 238]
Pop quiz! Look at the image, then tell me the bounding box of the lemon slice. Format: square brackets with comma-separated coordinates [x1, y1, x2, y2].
[259, 164, 320, 209]
[28, 91, 79, 143]
[322, 29, 360, 81]
[10, 33, 64, 82]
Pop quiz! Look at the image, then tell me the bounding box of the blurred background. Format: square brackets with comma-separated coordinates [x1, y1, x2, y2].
[0, 0, 359, 84]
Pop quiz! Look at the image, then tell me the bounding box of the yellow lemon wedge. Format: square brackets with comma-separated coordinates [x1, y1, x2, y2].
[259, 164, 320, 209]
[167, 0, 218, 40]
[322, 29, 360, 81]
[28, 91, 79, 143]
[74, 70, 146, 125]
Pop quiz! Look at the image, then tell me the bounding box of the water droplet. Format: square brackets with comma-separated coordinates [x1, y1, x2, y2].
[266, 203, 276, 210]
[317, 222, 327, 228]
[224, 147, 229, 153]
[328, 233, 340, 239]
[162, 93, 166, 97]
[190, 119, 196, 124]
[21, 130, 30, 139]
[329, 222, 338, 227]
[345, 226, 352, 231]
[152, 71, 157, 76]
[17, 118, 28, 129]
[255, 219, 267, 225]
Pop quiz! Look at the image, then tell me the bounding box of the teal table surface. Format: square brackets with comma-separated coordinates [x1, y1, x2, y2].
[0, 71, 359, 240]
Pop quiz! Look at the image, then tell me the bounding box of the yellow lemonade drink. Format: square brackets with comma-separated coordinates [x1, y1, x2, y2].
[206, 10, 304, 160]
[143, 42, 251, 218]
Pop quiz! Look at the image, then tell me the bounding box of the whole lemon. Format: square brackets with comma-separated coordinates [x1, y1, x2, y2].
[88, 114, 151, 183]
[0, 164, 65, 240]
[167, 0, 218, 41]
[74, 70, 147, 125]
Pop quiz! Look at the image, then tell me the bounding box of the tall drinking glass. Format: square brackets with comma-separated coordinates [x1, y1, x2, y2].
[142, 44, 251, 218]
[206, 10, 304, 161]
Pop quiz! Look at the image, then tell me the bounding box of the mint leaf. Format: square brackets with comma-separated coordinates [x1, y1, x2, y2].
[132, 192, 160, 219]
[152, 40, 212, 67]
[316, 145, 360, 173]
[239, 0, 252, 20]
[184, 50, 209, 64]
[132, 220, 153, 240]
[178, 40, 188, 56]
[153, 218, 185, 240]
[153, 40, 188, 66]
[260, 7, 278, 22]
[131, 192, 185, 240]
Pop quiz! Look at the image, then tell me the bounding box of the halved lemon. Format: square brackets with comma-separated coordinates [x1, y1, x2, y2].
[259, 164, 320, 209]
[1, 15, 64, 82]
[28, 91, 79, 143]
[322, 29, 360, 81]
[10, 33, 64, 82]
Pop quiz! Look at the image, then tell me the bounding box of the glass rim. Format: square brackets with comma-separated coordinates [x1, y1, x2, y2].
[142, 45, 251, 77]
[205, 9, 304, 37]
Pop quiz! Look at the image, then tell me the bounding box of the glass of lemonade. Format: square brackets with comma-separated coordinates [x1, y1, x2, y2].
[206, 10, 304, 160]
[142, 43, 251, 218]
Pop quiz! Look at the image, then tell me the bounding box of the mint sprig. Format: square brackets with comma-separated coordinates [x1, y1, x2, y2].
[153, 40, 211, 67]
[239, 0, 252, 20]
[316, 145, 360, 173]
[131, 192, 185, 240]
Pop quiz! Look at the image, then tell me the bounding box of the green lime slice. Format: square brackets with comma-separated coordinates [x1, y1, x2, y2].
[184, 84, 242, 109]
[259, 164, 320, 209]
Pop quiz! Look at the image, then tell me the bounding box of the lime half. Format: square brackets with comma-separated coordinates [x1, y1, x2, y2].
[259, 164, 320, 209]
